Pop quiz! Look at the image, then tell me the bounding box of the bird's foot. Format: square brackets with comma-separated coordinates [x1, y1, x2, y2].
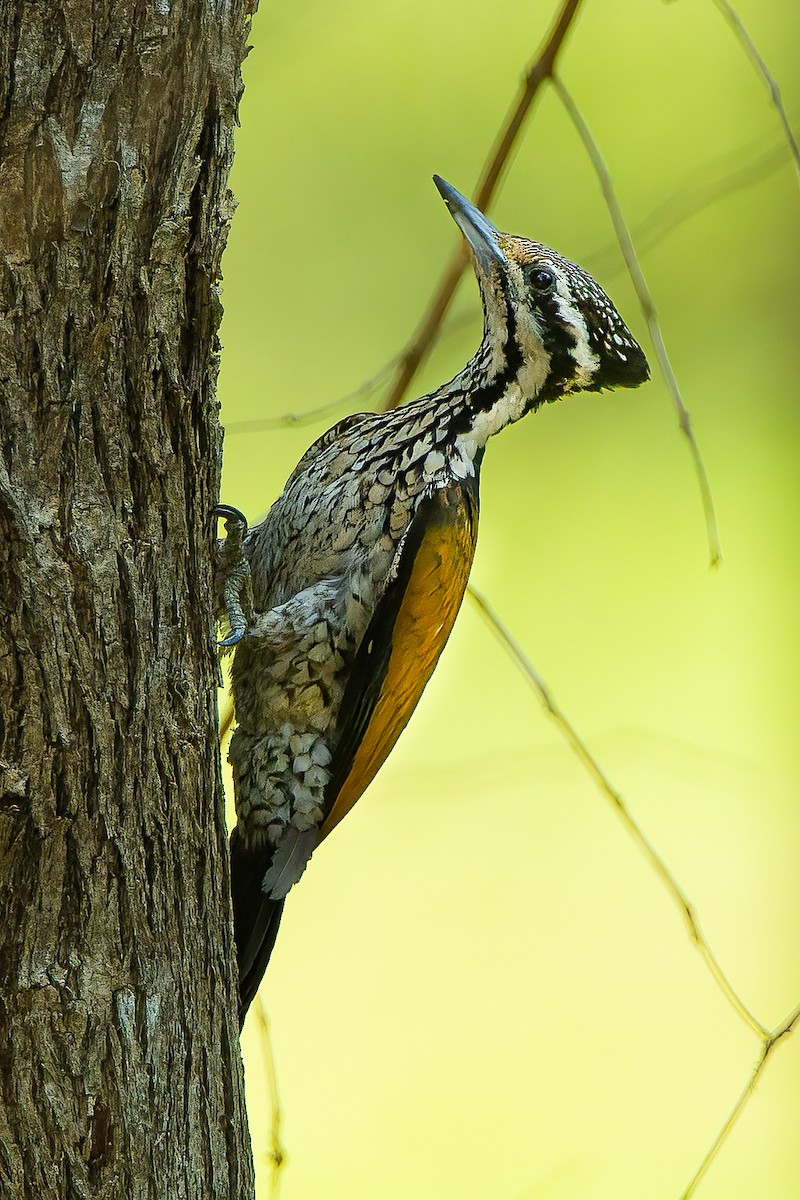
[214, 504, 252, 647]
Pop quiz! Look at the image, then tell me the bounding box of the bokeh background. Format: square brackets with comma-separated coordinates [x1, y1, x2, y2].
[217, 2, 800, 1197]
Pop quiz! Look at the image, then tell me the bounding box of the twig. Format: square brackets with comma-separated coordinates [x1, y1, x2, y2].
[255, 997, 287, 1199]
[710, 0, 800, 183]
[552, 77, 723, 569]
[470, 583, 800, 1191]
[680, 1001, 800, 1199]
[225, 353, 399, 435]
[225, 129, 788, 437]
[467, 584, 767, 1039]
[584, 135, 789, 279]
[380, 0, 584, 412]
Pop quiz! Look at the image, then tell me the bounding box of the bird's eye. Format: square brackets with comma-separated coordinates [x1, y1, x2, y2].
[528, 267, 556, 292]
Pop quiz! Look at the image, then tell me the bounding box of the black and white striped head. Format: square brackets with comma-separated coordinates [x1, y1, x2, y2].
[434, 176, 649, 409]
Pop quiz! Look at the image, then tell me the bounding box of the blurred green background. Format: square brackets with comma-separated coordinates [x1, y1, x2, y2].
[217, 2, 799, 1197]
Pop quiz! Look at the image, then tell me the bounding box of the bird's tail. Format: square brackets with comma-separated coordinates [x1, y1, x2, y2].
[230, 828, 285, 1028]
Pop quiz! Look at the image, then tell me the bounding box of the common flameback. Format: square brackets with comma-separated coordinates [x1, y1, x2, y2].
[216, 177, 650, 1025]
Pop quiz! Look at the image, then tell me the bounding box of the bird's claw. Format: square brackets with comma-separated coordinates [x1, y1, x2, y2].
[213, 504, 249, 534]
[218, 616, 247, 648]
[214, 504, 253, 648]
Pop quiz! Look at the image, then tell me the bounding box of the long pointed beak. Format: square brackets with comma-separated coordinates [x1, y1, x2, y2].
[433, 175, 505, 272]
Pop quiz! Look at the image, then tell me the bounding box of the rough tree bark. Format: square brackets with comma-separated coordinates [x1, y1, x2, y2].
[0, 3, 256, 1197]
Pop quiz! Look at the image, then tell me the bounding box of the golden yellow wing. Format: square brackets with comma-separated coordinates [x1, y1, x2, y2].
[320, 481, 479, 841]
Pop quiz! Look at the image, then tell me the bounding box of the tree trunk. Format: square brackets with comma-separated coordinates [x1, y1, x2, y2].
[0, 3, 255, 1196]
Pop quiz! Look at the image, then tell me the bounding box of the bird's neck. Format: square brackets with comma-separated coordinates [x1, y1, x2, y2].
[408, 300, 552, 457]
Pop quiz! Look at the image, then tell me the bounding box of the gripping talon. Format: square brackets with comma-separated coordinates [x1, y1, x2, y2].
[214, 504, 252, 647]
[213, 504, 249, 534]
[219, 627, 246, 648]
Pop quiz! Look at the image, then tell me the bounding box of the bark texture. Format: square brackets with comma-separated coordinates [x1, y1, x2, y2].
[0, 3, 255, 1196]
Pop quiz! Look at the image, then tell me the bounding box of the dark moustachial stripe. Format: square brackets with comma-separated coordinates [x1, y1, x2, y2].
[534, 293, 585, 405]
[447, 285, 524, 437]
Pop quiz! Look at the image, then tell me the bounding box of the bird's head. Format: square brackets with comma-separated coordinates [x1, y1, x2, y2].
[434, 175, 650, 410]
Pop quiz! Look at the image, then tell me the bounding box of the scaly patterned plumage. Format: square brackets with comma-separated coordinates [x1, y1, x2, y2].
[217, 177, 650, 1023]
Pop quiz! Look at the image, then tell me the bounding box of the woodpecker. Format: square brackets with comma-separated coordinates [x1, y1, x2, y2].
[217, 176, 649, 1025]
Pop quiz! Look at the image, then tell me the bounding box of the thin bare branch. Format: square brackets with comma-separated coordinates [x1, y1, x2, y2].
[710, 0, 800, 182]
[467, 584, 767, 1038]
[552, 77, 723, 569]
[225, 353, 399, 435]
[584, 134, 789, 279]
[680, 1001, 800, 1199]
[680, 1050, 765, 1200]
[380, 0, 584, 412]
[225, 129, 788, 437]
[255, 998, 287, 1200]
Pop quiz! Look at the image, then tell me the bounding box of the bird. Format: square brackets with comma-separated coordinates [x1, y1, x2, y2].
[216, 175, 650, 1025]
